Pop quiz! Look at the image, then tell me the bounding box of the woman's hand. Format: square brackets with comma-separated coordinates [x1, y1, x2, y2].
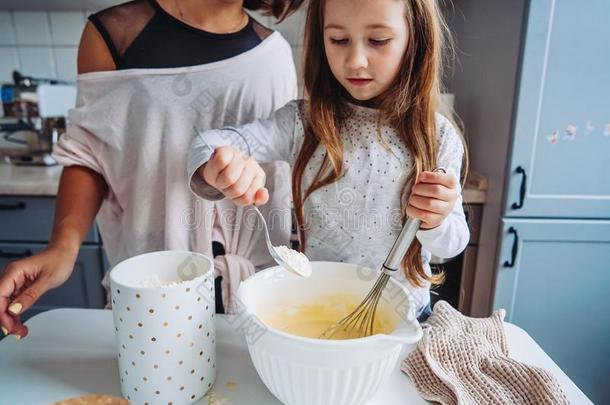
[406, 171, 459, 229]
[199, 146, 268, 206]
[0, 247, 77, 339]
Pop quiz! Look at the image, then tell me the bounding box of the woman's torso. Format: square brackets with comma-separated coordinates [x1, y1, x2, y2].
[62, 1, 297, 269]
[89, 0, 273, 70]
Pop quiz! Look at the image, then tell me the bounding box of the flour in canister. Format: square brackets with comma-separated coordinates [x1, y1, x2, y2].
[274, 245, 312, 277]
[139, 274, 185, 288]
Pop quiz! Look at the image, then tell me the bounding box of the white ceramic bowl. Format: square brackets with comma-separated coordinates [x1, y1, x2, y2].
[237, 261, 423, 405]
[109, 250, 216, 405]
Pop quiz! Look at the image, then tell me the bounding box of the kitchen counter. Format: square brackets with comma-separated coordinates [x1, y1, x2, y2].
[0, 164, 488, 203]
[0, 308, 592, 405]
[0, 163, 62, 196]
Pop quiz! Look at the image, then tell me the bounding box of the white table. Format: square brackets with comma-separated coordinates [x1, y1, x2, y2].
[0, 309, 592, 404]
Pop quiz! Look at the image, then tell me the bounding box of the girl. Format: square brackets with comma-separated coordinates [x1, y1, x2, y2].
[187, 0, 470, 319]
[0, 0, 304, 338]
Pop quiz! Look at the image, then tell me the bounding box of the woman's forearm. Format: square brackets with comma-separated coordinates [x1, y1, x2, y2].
[48, 165, 108, 256]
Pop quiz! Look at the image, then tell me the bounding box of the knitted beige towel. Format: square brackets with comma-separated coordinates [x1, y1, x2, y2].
[401, 301, 569, 405]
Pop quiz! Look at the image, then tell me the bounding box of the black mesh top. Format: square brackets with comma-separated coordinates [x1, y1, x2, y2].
[88, 0, 274, 70]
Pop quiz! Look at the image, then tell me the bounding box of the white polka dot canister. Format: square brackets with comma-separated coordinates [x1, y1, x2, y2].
[109, 250, 216, 405]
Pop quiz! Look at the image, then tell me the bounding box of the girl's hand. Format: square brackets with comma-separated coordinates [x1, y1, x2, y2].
[200, 146, 269, 206]
[406, 171, 459, 229]
[0, 247, 76, 339]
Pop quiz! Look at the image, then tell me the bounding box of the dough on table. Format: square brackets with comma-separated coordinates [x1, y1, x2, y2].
[52, 394, 130, 405]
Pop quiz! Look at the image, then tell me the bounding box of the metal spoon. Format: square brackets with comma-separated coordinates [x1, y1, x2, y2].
[251, 205, 312, 277]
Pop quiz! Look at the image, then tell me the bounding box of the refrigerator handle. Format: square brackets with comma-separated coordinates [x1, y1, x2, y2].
[503, 227, 519, 268]
[511, 166, 526, 209]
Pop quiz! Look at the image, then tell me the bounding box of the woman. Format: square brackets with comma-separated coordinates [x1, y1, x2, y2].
[0, 0, 303, 339]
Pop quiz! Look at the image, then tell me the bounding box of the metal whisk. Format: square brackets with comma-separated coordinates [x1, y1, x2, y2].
[319, 217, 421, 339]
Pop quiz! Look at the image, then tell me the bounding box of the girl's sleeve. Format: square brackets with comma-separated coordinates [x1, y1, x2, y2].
[415, 114, 470, 259]
[187, 100, 303, 201]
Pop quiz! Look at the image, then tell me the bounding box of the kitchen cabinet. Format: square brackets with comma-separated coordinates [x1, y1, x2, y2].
[504, 1, 610, 218]
[0, 196, 99, 243]
[496, 2, 610, 402]
[494, 219, 610, 402]
[0, 195, 106, 330]
[447, 0, 610, 402]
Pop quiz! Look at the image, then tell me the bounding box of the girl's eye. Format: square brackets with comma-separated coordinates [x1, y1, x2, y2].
[369, 38, 391, 46]
[330, 38, 349, 45]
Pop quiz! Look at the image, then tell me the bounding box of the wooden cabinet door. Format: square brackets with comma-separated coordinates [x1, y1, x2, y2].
[494, 219, 610, 403]
[505, 0, 610, 218]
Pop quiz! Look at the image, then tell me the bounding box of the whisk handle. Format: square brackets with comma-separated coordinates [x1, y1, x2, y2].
[382, 217, 421, 274]
[382, 168, 446, 274]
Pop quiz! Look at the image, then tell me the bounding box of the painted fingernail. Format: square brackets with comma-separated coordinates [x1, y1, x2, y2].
[1, 327, 8, 336]
[8, 303, 22, 315]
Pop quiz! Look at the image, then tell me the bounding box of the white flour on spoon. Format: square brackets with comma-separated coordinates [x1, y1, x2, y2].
[274, 245, 312, 277]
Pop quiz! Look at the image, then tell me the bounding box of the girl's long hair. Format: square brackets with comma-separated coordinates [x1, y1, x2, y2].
[293, 0, 468, 287]
[244, 0, 305, 21]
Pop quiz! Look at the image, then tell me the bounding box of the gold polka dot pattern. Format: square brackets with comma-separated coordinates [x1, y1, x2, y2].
[110, 252, 216, 404]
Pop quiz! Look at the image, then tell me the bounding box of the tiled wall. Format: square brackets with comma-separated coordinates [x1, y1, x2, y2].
[0, 7, 306, 85]
[0, 11, 86, 82]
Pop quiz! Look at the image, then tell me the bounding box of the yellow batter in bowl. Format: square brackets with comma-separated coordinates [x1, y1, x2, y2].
[258, 294, 399, 340]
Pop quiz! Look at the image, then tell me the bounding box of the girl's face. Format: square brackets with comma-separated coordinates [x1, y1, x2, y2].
[323, 0, 408, 102]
